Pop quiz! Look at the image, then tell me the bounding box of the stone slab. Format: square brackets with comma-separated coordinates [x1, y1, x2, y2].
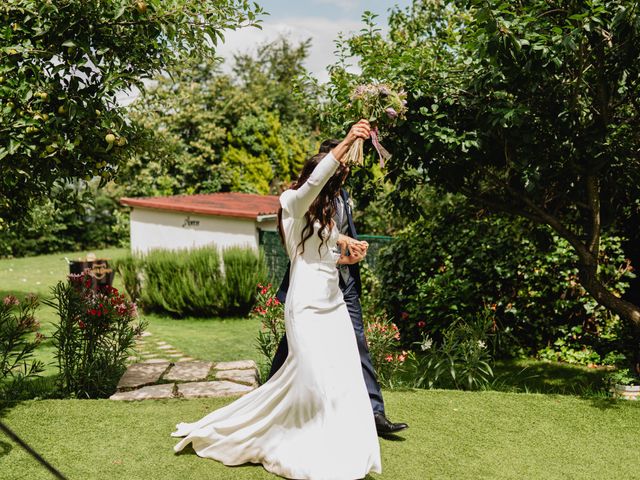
[110, 383, 175, 401]
[164, 361, 213, 382]
[157, 344, 174, 350]
[142, 358, 169, 363]
[214, 360, 257, 371]
[177, 381, 254, 399]
[138, 331, 152, 337]
[215, 369, 259, 386]
[116, 362, 171, 391]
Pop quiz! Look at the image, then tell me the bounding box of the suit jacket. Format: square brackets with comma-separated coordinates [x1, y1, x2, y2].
[276, 188, 362, 303]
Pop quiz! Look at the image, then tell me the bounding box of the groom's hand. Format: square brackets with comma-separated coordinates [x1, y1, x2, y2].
[338, 240, 368, 265]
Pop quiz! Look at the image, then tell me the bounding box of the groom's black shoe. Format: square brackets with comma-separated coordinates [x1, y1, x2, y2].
[374, 413, 408, 436]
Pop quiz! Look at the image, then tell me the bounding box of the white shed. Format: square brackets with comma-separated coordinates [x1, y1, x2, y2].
[119, 192, 280, 255]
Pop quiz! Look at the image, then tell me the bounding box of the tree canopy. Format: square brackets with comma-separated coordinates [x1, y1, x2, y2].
[0, 0, 263, 225]
[325, 0, 640, 333]
[120, 38, 321, 197]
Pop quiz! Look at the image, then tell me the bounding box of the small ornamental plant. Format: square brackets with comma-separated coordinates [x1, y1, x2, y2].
[253, 283, 285, 383]
[0, 293, 45, 398]
[363, 313, 407, 388]
[344, 83, 408, 168]
[44, 269, 146, 398]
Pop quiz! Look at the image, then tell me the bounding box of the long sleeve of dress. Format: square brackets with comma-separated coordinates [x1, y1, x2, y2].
[280, 152, 340, 218]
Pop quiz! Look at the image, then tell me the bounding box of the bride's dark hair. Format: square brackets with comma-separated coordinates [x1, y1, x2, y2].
[277, 140, 345, 255]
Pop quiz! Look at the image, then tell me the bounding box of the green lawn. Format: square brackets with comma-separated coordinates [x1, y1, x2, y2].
[1, 390, 639, 480]
[2, 249, 639, 479]
[1, 248, 262, 384]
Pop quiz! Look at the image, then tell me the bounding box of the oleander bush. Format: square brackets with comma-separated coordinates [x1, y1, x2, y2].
[0, 294, 45, 400]
[117, 245, 267, 318]
[44, 270, 146, 399]
[252, 283, 285, 383]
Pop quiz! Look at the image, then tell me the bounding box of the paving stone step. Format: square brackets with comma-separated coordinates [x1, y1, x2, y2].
[164, 361, 213, 382]
[116, 361, 171, 391]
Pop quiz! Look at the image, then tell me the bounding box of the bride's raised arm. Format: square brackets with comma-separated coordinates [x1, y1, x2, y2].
[281, 120, 370, 218]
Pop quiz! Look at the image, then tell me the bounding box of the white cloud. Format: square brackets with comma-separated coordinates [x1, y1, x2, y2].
[117, 16, 371, 106]
[312, 0, 361, 11]
[215, 16, 365, 83]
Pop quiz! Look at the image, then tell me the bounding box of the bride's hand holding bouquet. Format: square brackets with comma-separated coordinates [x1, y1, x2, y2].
[343, 83, 408, 168]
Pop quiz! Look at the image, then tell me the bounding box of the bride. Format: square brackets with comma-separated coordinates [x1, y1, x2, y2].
[171, 119, 381, 480]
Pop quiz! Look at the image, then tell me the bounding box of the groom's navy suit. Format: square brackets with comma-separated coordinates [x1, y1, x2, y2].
[268, 188, 386, 415]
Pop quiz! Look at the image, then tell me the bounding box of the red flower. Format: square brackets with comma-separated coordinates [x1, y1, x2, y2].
[78, 320, 86, 329]
[385, 354, 394, 362]
[273, 298, 281, 305]
[417, 321, 426, 328]
[400, 311, 409, 321]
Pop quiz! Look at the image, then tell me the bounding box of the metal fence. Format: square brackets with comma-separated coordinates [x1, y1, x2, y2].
[259, 231, 393, 284]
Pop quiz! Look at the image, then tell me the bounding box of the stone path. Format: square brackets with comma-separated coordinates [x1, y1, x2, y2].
[111, 331, 260, 401]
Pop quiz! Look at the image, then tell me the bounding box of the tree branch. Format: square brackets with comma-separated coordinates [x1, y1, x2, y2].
[586, 174, 601, 255]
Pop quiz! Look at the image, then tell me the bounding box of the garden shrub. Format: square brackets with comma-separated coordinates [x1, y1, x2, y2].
[362, 313, 407, 389]
[119, 245, 267, 318]
[406, 307, 495, 391]
[44, 270, 145, 399]
[0, 294, 45, 400]
[223, 246, 268, 316]
[252, 283, 285, 383]
[0, 183, 128, 258]
[376, 193, 633, 362]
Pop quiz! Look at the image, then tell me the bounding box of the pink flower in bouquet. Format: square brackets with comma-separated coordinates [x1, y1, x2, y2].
[385, 107, 398, 119]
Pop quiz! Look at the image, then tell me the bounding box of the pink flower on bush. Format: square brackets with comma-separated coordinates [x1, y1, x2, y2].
[3, 295, 19, 306]
[417, 321, 426, 328]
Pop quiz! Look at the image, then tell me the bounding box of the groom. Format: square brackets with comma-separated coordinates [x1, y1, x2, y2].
[268, 139, 408, 436]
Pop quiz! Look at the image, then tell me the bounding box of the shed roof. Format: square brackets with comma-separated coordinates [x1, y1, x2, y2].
[120, 192, 281, 220]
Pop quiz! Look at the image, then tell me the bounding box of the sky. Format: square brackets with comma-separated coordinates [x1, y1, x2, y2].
[217, 0, 412, 81]
[117, 0, 412, 105]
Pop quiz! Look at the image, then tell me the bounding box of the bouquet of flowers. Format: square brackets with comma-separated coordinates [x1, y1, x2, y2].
[344, 83, 408, 168]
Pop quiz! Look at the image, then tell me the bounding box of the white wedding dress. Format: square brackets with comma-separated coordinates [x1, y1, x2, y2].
[171, 151, 382, 480]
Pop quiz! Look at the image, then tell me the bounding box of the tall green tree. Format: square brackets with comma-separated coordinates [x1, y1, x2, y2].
[0, 0, 263, 226]
[120, 38, 320, 197]
[325, 1, 640, 339]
